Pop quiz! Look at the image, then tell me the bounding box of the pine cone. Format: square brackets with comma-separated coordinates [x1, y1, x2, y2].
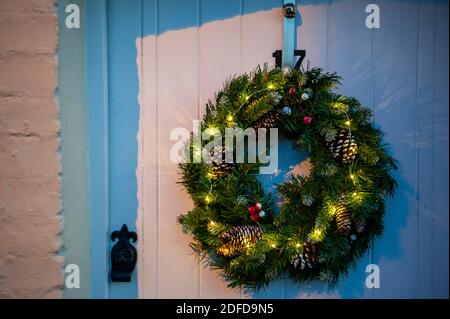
[327, 129, 358, 164]
[218, 225, 263, 256]
[217, 244, 241, 257]
[355, 219, 366, 233]
[252, 109, 283, 129]
[335, 195, 351, 235]
[291, 242, 318, 270]
[212, 161, 233, 177]
[210, 146, 234, 177]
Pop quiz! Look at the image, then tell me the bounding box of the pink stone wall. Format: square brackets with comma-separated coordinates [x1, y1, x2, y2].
[0, 0, 62, 298]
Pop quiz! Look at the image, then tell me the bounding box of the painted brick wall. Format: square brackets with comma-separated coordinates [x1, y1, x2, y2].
[0, 0, 62, 298]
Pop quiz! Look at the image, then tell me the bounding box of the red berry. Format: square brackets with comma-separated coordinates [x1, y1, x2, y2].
[248, 206, 257, 215]
[289, 87, 296, 96]
[250, 213, 261, 222]
[303, 116, 312, 125]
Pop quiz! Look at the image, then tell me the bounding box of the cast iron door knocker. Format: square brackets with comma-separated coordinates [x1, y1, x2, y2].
[110, 224, 137, 282]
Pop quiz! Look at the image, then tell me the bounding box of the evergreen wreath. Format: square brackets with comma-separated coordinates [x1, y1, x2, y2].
[178, 65, 397, 290]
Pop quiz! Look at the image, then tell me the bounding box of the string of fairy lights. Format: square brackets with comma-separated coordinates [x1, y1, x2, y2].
[178, 65, 397, 288]
[200, 86, 363, 252]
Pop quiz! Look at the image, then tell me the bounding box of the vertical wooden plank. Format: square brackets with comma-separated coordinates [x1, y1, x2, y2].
[59, 0, 91, 299]
[372, 0, 419, 298]
[416, 0, 436, 298]
[330, 0, 374, 106]
[198, 0, 242, 298]
[86, 0, 109, 299]
[431, 0, 449, 298]
[327, 0, 374, 299]
[241, 0, 283, 73]
[107, 0, 141, 299]
[139, 0, 159, 299]
[157, 0, 200, 298]
[296, 2, 329, 69]
[198, 0, 242, 119]
[241, 0, 285, 299]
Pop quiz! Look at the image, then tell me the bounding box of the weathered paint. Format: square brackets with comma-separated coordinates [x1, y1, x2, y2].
[86, 0, 110, 298]
[107, 0, 141, 299]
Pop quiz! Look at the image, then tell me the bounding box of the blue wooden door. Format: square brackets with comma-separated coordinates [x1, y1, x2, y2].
[86, 0, 448, 298]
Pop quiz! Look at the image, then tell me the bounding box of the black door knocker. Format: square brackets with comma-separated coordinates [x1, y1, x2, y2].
[110, 224, 137, 282]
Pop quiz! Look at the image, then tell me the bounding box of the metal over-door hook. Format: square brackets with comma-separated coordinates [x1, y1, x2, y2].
[283, 3, 296, 19]
[110, 224, 137, 282]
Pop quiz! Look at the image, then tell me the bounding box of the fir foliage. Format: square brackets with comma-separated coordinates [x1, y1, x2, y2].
[177, 65, 397, 290]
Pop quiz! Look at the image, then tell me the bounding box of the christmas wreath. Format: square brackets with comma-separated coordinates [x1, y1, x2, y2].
[178, 65, 397, 289]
